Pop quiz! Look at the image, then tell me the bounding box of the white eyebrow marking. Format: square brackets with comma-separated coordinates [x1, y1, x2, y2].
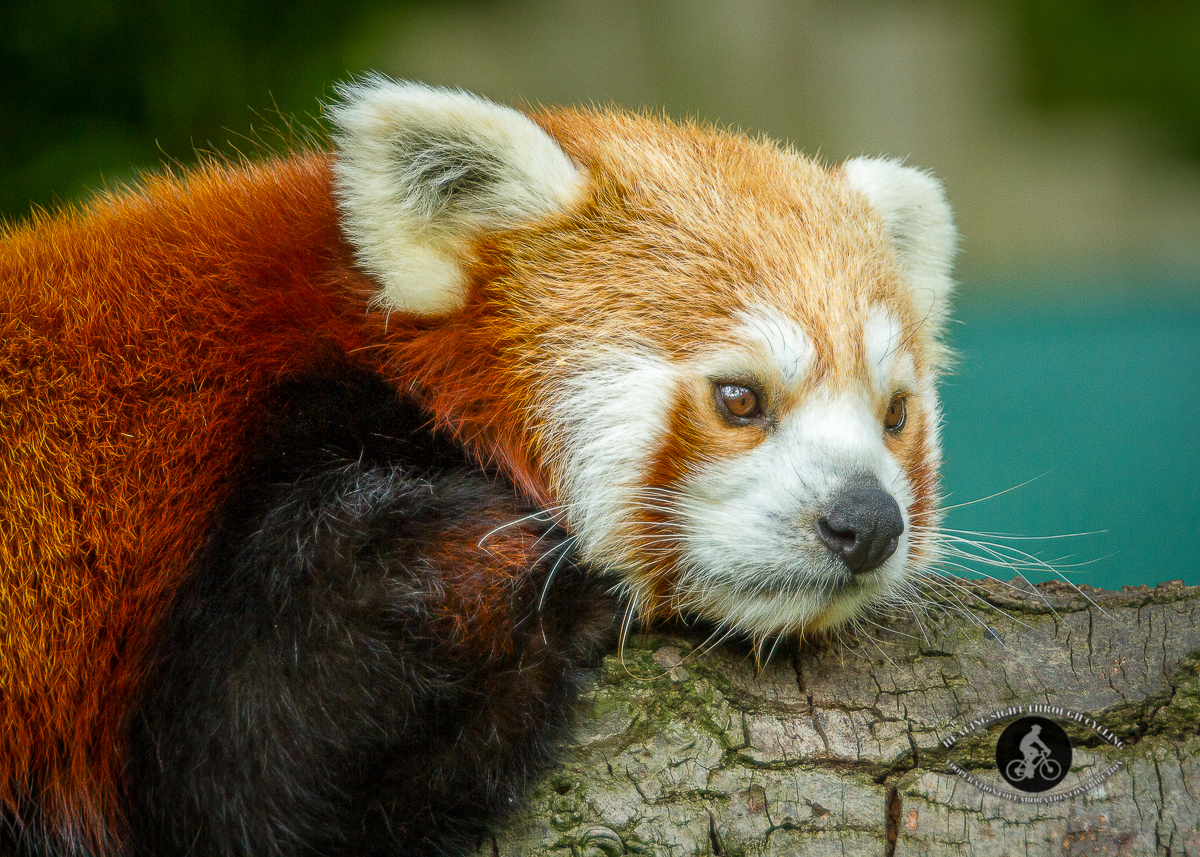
[735, 307, 815, 385]
[864, 307, 913, 392]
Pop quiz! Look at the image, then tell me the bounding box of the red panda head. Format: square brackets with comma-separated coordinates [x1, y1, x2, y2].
[330, 78, 956, 638]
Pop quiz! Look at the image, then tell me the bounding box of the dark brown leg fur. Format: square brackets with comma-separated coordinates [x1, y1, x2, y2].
[122, 365, 619, 857]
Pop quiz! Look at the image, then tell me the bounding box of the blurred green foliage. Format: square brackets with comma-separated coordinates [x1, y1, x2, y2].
[0, 0, 433, 221]
[2, 0, 1198, 223]
[1012, 0, 1200, 159]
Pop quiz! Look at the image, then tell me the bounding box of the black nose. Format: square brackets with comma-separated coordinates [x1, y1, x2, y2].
[817, 487, 904, 573]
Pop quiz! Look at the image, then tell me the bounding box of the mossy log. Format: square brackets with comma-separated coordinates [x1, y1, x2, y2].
[482, 580, 1200, 856]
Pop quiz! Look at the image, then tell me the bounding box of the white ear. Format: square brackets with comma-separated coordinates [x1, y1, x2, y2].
[329, 77, 585, 315]
[843, 157, 956, 335]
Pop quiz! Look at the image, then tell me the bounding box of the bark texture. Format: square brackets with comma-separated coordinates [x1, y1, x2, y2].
[481, 580, 1200, 856]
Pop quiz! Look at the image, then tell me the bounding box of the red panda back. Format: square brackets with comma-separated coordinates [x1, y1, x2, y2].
[0, 152, 378, 846]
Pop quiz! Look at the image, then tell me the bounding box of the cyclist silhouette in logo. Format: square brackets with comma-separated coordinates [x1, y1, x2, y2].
[1006, 723, 1061, 781]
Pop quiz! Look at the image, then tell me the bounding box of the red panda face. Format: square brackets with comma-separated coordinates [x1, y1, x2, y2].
[331, 79, 956, 638]
[528, 302, 943, 637]
[637, 305, 942, 635]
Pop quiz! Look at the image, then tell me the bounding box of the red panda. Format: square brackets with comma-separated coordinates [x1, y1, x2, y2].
[0, 77, 956, 855]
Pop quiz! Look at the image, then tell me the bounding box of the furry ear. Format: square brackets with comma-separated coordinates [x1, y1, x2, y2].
[329, 77, 585, 315]
[842, 157, 956, 337]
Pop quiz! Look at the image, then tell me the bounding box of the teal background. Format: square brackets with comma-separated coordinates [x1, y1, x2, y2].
[941, 281, 1200, 590]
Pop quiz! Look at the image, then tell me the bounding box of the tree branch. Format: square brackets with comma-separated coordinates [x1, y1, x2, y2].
[484, 580, 1200, 855]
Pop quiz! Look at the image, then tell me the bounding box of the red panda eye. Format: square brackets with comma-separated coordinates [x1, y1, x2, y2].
[884, 393, 907, 433]
[716, 383, 761, 420]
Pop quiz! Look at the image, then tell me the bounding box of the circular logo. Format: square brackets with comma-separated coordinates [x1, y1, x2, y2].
[995, 716, 1072, 792]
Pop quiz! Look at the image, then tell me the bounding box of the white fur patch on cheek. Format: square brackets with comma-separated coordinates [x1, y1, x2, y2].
[734, 308, 815, 386]
[543, 353, 677, 565]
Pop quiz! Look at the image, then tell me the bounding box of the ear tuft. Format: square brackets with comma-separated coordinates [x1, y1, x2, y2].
[843, 157, 957, 338]
[329, 76, 585, 315]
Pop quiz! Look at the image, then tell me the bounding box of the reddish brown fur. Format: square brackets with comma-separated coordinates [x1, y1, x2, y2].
[1, 104, 945, 846]
[0, 152, 384, 845]
[391, 109, 943, 595]
[895, 406, 942, 564]
[369, 108, 944, 619]
[421, 513, 552, 660]
[378, 112, 924, 452]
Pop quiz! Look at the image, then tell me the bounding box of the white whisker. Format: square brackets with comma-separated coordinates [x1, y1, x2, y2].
[939, 475, 1049, 511]
[476, 505, 569, 547]
[939, 527, 1107, 542]
[912, 570, 1036, 633]
[536, 534, 580, 610]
